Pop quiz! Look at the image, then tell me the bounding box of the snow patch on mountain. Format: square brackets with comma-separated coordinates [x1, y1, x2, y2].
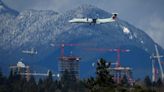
[141, 40, 144, 44]
[0, 4, 4, 10]
[129, 35, 133, 40]
[133, 33, 137, 38]
[123, 26, 130, 34]
[0, 1, 4, 9]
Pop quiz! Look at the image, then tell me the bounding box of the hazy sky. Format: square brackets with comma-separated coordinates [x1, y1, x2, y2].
[2, 0, 164, 48]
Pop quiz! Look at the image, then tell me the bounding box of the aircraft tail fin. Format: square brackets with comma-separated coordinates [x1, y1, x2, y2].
[112, 13, 118, 20]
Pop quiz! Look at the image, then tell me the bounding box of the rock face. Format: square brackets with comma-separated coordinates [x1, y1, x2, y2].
[0, 1, 163, 78]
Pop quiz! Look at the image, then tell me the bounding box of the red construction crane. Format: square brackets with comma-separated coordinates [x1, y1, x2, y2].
[50, 42, 93, 57]
[112, 48, 130, 67]
[85, 47, 130, 84]
[85, 48, 113, 52]
[60, 43, 81, 58]
[85, 48, 130, 67]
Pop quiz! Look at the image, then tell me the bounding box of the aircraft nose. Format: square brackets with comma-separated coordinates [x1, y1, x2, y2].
[68, 19, 73, 23]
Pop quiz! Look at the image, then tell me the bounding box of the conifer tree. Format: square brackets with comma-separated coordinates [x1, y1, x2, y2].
[43, 70, 55, 92]
[144, 76, 152, 87]
[60, 69, 78, 92]
[38, 78, 44, 92]
[96, 58, 113, 86]
[0, 68, 3, 85]
[156, 78, 163, 87]
[156, 78, 163, 92]
[120, 75, 129, 87]
[0, 68, 8, 92]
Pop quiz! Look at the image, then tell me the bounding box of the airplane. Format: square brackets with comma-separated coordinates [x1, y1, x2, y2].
[22, 48, 38, 55]
[68, 13, 118, 24]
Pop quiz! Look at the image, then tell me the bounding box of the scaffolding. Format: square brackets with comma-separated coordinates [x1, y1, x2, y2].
[86, 48, 133, 85]
[108, 66, 133, 85]
[59, 44, 81, 79]
[9, 60, 31, 81]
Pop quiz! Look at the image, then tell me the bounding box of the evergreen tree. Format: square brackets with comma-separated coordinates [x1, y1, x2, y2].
[156, 78, 163, 92]
[22, 76, 37, 92]
[47, 70, 53, 83]
[85, 77, 95, 91]
[43, 70, 55, 92]
[144, 76, 152, 87]
[120, 75, 129, 87]
[0, 68, 8, 92]
[29, 76, 38, 92]
[61, 70, 71, 92]
[38, 78, 44, 92]
[143, 75, 155, 92]
[156, 78, 163, 87]
[0, 68, 3, 85]
[96, 58, 113, 86]
[10, 74, 23, 92]
[85, 58, 115, 92]
[61, 69, 77, 92]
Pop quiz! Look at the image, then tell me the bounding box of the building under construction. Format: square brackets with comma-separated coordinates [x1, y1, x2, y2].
[10, 60, 60, 81]
[59, 44, 81, 79]
[109, 66, 133, 85]
[9, 59, 31, 81]
[88, 48, 134, 85]
[109, 48, 134, 85]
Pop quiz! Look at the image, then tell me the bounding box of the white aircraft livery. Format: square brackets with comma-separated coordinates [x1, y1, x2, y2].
[69, 13, 118, 24]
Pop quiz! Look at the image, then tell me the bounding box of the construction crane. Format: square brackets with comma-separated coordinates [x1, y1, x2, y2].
[85, 48, 130, 67]
[112, 48, 130, 67]
[59, 43, 81, 60]
[19, 70, 60, 78]
[150, 44, 164, 81]
[85, 47, 132, 84]
[150, 57, 160, 82]
[111, 48, 131, 84]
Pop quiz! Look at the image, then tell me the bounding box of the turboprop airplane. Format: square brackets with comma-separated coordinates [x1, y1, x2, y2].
[69, 13, 118, 24]
[22, 48, 37, 55]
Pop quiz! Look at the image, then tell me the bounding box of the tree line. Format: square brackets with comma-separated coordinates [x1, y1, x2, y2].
[0, 58, 163, 92]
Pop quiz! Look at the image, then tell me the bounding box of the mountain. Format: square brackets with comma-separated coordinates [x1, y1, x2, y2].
[0, 1, 164, 79]
[0, 0, 18, 15]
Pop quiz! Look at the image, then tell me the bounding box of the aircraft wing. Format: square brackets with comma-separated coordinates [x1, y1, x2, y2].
[69, 18, 92, 23]
[22, 50, 29, 54]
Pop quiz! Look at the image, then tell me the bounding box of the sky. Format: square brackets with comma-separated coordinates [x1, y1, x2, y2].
[2, 0, 164, 48]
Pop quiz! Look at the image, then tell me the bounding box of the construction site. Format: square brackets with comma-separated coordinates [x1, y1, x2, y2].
[9, 42, 164, 86]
